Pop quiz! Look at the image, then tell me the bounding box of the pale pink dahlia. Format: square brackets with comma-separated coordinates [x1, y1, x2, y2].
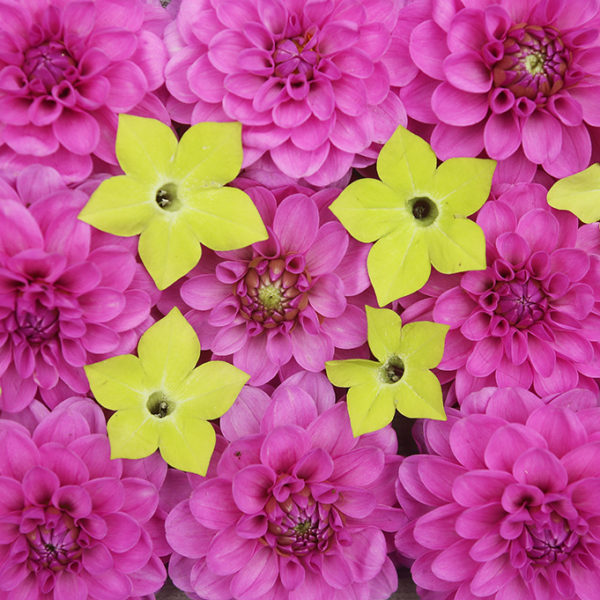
[396, 386, 600, 600]
[166, 373, 404, 600]
[164, 0, 407, 185]
[179, 184, 371, 385]
[0, 397, 166, 599]
[428, 184, 600, 398]
[0, 0, 170, 183]
[400, 0, 600, 179]
[0, 170, 157, 411]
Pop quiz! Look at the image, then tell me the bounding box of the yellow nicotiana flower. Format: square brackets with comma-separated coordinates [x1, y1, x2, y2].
[547, 163, 600, 223]
[329, 124, 495, 306]
[84, 308, 249, 475]
[79, 115, 268, 290]
[326, 306, 448, 436]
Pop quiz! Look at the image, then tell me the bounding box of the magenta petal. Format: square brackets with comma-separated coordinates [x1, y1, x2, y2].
[206, 525, 258, 576]
[232, 464, 275, 513]
[409, 20, 447, 79]
[413, 504, 462, 549]
[522, 111, 562, 163]
[542, 123, 591, 178]
[431, 539, 479, 583]
[484, 111, 521, 160]
[484, 423, 546, 472]
[230, 545, 278, 600]
[270, 139, 329, 179]
[21, 466, 59, 506]
[466, 337, 503, 377]
[430, 121, 484, 158]
[190, 478, 241, 529]
[431, 83, 488, 126]
[291, 325, 334, 372]
[273, 194, 319, 254]
[331, 447, 384, 487]
[308, 273, 346, 318]
[52, 110, 99, 155]
[56, 571, 87, 600]
[443, 51, 492, 93]
[259, 426, 309, 472]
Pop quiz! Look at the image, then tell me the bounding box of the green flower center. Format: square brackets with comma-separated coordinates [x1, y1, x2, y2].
[147, 391, 174, 418]
[155, 182, 181, 212]
[258, 284, 284, 310]
[525, 52, 546, 75]
[380, 355, 405, 384]
[409, 196, 438, 226]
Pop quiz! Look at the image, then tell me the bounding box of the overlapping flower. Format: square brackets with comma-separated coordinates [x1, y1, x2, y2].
[166, 374, 405, 600]
[0, 166, 156, 412]
[396, 386, 600, 599]
[431, 184, 600, 398]
[399, 0, 600, 180]
[180, 182, 371, 385]
[0, 396, 166, 599]
[0, 0, 170, 182]
[164, 0, 409, 185]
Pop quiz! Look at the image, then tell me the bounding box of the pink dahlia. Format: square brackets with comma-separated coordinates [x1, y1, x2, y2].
[0, 168, 157, 411]
[166, 373, 404, 600]
[0, 396, 166, 599]
[179, 183, 371, 385]
[400, 0, 600, 179]
[396, 386, 600, 599]
[164, 0, 408, 185]
[0, 0, 170, 183]
[426, 184, 600, 398]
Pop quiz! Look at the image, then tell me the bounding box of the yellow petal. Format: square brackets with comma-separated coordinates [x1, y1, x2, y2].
[365, 306, 403, 362]
[432, 157, 495, 216]
[427, 217, 486, 274]
[84, 354, 147, 411]
[547, 163, 600, 223]
[346, 384, 396, 437]
[107, 407, 160, 459]
[78, 176, 155, 236]
[173, 121, 243, 188]
[377, 125, 437, 194]
[367, 227, 430, 306]
[329, 179, 409, 243]
[116, 114, 177, 182]
[138, 308, 200, 388]
[182, 186, 268, 251]
[175, 361, 249, 420]
[325, 359, 380, 388]
[138, 215, 201, 290]
[398, 321, 449, 369]
[158, 417, 216, 476]
[396, 369, 446, 420]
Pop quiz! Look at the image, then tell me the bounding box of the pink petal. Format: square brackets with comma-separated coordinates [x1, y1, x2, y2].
[206, 525, 258, 575]
[232, 465, 275, 513]
[466, 337, 503, 377]
[273, 194, 319, 254]
[309, 273, 346, 318]
[409, 20, 447, 79]
[522, 111, 562, 164]
[431, 83, 488, 126]
[290, 326, 334, 372]
[430, 121, 484, 158]
[483, 111, 521, 160]
[443, 51, 492, 93]
[229, 545, 278, 600]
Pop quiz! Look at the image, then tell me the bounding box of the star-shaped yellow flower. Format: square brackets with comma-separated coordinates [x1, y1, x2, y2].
[326, 306, 448, 436]
[329, 125, 495, 305]
[84, 308, 249, 475]
[79, 115, 268, 289]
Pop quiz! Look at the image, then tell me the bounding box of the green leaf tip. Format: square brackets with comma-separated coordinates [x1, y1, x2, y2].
[325, 306, 448, 436]
[547, 163, 600, 223]
[330, 124, 494, 305]
[78, 116, 268, 291]
[85, 307, 249, 475]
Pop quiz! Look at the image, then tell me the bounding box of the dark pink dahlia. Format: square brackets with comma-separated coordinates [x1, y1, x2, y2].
[0, 0, 170, 183]
[400, 0, 600, 180]
[179, 183, 372, 386]
[164, 0, 408, 185]
[428, 184, 600, 398]
[166, 373, 404, 600]
[0, 168, 157, 411]
[0, 397, 166, 599]
[396, 386, 600, 600]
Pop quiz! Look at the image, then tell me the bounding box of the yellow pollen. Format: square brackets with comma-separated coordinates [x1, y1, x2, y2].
[258, 285, 283, 310]
[525, 52, 545, 75]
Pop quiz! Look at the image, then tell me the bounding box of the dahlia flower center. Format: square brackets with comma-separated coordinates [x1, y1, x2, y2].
[155, 183, 181, 212]
[273, 29, 319, 78]
[16, 300, 59, 344]
[147, 391, 174, 418]
[271, 502, 333, 557]
[380, 355, 405, 384]
[493, 25, 571, 99]
[22, 42, 76, 93]
[409, 197, 438, 226]
[27, 512, 81, 571]
[496, 278, 547, 327]
[239, 257, 310, 329]
[526, 515, 578, 565]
